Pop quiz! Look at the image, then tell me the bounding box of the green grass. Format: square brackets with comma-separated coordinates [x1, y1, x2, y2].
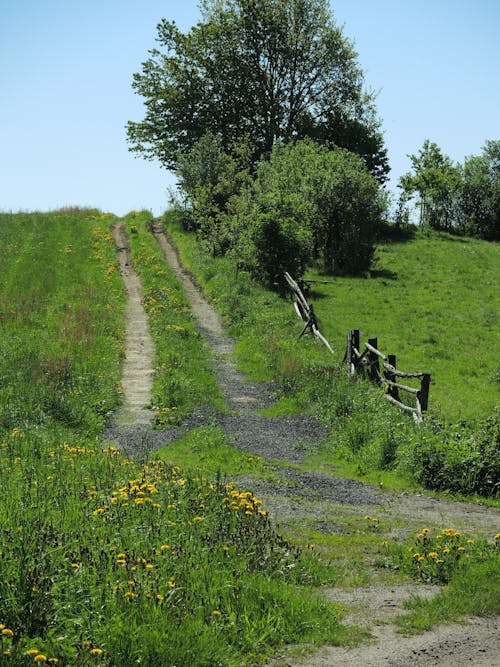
[307, 229, 500, 422]
[164, 213, 500, 499]
[123, 211, 225, 426]
[0, 210, 350, 666]
[397, 554, 500, 633]
[392, 529, 500, 633]
[0, 209, 125, 435]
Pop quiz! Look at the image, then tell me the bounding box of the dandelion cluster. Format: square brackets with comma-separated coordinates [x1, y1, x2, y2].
[391, 526, 499, 584]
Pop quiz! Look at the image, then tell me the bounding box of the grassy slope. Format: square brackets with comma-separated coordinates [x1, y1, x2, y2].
[163, 213, 500, 637]
[0, 211, 348, 667]
[306, 229, 500, 421]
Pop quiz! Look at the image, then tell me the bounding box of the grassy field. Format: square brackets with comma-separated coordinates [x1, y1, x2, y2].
[165, 213, 499, 498]
[0, 210, 350, 666]
[0, 209, 498, 665]
[306, 227, 500, 422]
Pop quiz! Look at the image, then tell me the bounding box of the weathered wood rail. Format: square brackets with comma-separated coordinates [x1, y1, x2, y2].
[284, 274, 431, 420]
[284, 272, 334, 353]
[347, 329, 431, 422]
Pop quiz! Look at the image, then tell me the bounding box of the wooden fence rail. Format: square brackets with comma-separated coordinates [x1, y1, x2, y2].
[283, 274, 431, 421]
[284, 272, 334, 353]
[347, 329, 431, 422]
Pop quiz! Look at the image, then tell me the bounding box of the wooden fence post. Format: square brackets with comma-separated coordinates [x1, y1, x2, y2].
[367, 337, 381, 384]
[347, 329, 360, 377]
[386, 354, 400, 401]
[418, 373, 431, 413]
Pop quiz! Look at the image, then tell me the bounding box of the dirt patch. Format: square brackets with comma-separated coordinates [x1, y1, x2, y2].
[268, 613, 500, 667]
[110, 221, 154, 427]
[108, 220, 500, 667]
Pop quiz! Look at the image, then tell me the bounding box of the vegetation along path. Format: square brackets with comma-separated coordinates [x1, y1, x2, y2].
[107, 219, 499, 666]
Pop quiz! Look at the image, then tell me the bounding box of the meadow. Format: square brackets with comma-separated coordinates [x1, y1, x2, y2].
[0, 210, 348, 666]
[0, 209, 498, 666]
[165, 213, 500, 498]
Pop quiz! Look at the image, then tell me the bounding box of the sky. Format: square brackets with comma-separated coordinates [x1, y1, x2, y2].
[1, 0, 499, 217]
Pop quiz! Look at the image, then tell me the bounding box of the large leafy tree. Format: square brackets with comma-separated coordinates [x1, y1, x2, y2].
[398, 140, 462, 231]
[127, 0, 389, 182]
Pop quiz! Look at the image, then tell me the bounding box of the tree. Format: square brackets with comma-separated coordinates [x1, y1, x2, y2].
[230, 139, 385, 283]
[460, 141, 500, 240]
[127, 0, 389, 182]
[398, 140, 461, 231]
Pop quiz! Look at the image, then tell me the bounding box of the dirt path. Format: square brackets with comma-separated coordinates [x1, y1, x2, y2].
[111, 221, 154, 426]
[110, 220, 500, 667]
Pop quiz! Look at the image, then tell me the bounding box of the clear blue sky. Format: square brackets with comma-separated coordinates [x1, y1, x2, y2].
[1, 0, 499, 216]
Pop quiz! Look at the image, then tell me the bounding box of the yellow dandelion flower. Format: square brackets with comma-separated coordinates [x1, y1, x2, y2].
[212, 609, 221, 616]
[168, 577, 176, 588]
[494, 533, 500, 540]
[457, 546, 465, 552]
[1, 629, 14, 637]
[145, 563, 154, 569]
[34, 655, 47, 663]
[90, 647, 103, 655]
[27, 649, 40, 656]
[193, 516, 203, 522]
[160, 544, 170, 550]
[428, 552, 439, 559]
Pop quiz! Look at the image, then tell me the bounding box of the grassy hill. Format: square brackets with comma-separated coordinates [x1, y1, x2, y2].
[305, 228, 500, 422]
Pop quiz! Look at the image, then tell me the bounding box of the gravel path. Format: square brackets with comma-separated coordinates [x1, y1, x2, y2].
[106, 220, 500, 667]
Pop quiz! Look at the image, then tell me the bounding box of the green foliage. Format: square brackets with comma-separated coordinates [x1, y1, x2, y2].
[399, 138, 500, 239]
[399, 139, 462, 231]
[396, 551, 500, 633]
[127, 0, 389, 181]
[230, 139, 386, 283]
[388, 527, 499, 585]
[460, 140, 500, 240]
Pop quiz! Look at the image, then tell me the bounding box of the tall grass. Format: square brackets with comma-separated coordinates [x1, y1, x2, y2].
[0, 210, 124, 435]
[0, 210, 345, 666]
[164, 213, 500, 498]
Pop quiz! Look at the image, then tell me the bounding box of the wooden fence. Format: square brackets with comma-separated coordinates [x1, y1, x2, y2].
[346, 329, 431, 422]
[284, 272, 334, 354]
[284, 272, 431, 421]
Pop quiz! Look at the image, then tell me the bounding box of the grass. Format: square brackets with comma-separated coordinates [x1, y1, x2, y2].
[1, 209, 497, 664]
[397, 553, 500, 633]
[123, 211, 225, 426]
[164, 212, 500, 499]
[306, 228, 500, 422]
[0, 210, 351, 666]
